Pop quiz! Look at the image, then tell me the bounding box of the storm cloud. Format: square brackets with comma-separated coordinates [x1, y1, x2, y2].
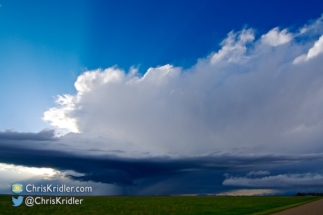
[1, 140, 323, 194]
[41, 16, 323, 157]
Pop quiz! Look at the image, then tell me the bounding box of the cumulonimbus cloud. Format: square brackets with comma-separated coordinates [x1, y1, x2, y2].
[43, 16, 323, 156]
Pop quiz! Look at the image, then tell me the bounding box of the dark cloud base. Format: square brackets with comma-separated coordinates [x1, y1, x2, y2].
[1, 140, 323, 195]
[0, 129, 57, 141]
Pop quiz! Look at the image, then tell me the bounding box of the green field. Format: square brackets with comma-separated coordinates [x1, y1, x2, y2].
[0, 195, 320, 215]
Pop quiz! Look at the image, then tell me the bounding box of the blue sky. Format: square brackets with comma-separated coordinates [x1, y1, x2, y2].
[1, 0, 323, 196]
[1, 0, 323, 132]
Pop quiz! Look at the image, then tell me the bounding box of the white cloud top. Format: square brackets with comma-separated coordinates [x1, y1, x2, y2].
[261, 27, 293, 46]
[211, 29, 254, 63]
[43, 95, 79, 133]
[293, 35, 323, 63]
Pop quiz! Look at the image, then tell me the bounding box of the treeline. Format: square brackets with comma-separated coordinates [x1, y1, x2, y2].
[295, 192, 323, 196]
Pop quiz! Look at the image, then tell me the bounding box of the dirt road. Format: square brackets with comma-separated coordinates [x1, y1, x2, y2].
[271, 198, 323, 215]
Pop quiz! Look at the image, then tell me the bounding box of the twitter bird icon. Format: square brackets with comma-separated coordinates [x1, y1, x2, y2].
[12, 196, 23, 207]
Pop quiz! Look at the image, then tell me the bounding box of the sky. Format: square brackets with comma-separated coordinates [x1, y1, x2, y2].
[1, 0, 323, 196]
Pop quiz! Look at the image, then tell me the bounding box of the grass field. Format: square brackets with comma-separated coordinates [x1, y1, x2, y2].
[0, 195, 320, 215]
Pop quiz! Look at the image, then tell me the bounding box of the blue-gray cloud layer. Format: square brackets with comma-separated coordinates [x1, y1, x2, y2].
[1, 137, 323, 195]
[0, 129, 56, 141]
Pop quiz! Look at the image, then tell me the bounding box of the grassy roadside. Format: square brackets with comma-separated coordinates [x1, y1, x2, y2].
[251, 197, 322, 215]
[0, 195, 321, 215]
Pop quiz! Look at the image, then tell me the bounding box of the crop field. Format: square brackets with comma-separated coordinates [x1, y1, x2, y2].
[0, 195, 320, 215]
